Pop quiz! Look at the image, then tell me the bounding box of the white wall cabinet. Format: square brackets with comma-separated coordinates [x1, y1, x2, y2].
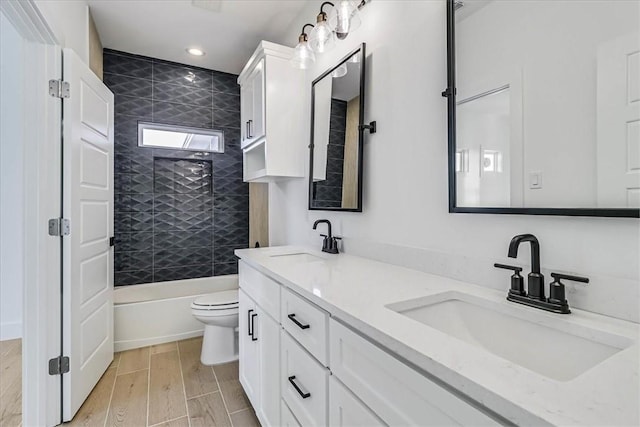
[238, 261, 499, 427]
[238, 42, 304, 182]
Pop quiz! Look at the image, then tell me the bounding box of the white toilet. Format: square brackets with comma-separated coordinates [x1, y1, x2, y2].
[191, 289, 239, 365]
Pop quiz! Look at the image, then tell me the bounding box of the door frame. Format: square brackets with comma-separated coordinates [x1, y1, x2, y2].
[0, 1, 62, 425]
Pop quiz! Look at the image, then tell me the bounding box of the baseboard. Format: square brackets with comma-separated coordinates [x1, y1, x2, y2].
[114, 329, 204, 352]
[0, 321, 22, 340]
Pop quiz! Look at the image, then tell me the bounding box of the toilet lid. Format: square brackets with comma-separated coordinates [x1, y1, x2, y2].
[192, 290, 239, 308]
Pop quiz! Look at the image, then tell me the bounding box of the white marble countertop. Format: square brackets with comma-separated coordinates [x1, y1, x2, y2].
[235, 246, 639, 426]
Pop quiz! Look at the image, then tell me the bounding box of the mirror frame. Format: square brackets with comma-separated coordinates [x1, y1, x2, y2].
[443, 0, 639, 218]
[308, 43, 366, 212]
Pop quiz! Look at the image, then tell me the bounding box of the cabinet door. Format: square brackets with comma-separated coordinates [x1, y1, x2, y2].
[239, 289, 260, 408]
[240, 82, 253, 145]
[257, 306, 281, 427]
[250, 59, 265, 141]
[329, 376, 385, 427]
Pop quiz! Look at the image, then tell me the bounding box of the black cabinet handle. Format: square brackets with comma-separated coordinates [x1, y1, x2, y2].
[250, 312, 258, 341]
[248, 119, 253, 138]
[288, 376, 311, 399]
[247, 309, 254, 337]
[287, 313, 310, 330]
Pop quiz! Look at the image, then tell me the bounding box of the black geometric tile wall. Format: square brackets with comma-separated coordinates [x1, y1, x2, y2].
[104, 49, 248, 286]
[312, 98, 347, 208]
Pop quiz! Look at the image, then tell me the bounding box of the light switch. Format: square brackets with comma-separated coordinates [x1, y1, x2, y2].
[529, 171, 542, 189]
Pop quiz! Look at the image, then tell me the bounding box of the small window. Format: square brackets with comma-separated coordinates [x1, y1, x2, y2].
[138, 122, 224, 153]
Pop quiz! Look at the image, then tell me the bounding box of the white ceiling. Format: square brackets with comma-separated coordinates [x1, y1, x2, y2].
[87, 0, 310, 74]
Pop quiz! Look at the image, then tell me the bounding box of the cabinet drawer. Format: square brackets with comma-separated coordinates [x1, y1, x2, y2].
[281, 400, 301, 427]
[330, 319, 499, 426]
[281, 331, 329, 427]
[281, 287, 329, 366]
[329, 376, 385, 427]
[239, 261, 280, 320]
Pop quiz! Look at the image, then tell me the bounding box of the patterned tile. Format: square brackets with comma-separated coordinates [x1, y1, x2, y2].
[154, 247, 213, 269]
[114, 232, 154, 252]
[153, 81, 213, 108]
[153, 61, 213, 89]
[154, 229, 213, 250]
[214, 263, 238, 276]
[115, 94, 153, 119]
[219, 127, 240, 148]
[115, 269, 153, 286]
[214, 245, 247, 265]
[104, 73, 152, 99]
[115, 250, 153, 271]
[213, 195, 249, 212]
[212, 92, 240, 111]
[214, 229, 249, 248]
[153, 101, 213, 128]
[115, 193, 154, 213]
[153, 264, 213, 283]
[327, 143, 346, 160]
[104, 50, 153, 79]
[211, 71, 240, 94]
[213, 108, 240, 128]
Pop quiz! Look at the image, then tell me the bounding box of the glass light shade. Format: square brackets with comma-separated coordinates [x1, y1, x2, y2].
[290, 40, 315, 69]
[332, 63, 348, 78]
[309, 19, 336, 53]
[328, 1, 361, 40]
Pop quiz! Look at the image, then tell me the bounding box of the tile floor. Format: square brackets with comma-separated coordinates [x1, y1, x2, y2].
[0, 337, 259, 427]
[0, 338, 21, 426]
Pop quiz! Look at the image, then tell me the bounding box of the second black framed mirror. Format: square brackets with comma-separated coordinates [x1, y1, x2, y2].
[309, 43, 367, 212]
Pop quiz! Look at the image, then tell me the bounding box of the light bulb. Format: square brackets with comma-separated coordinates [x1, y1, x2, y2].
[290, 40, 315, 69]
[328, 1, 361, 40]
[309, 14, 336, 53]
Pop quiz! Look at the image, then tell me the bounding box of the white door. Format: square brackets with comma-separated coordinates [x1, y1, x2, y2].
[597, 32, 640, 207]
[250, 59, 265, 141]
[239, 289, 260, 407]
[61, 48, 114, 421]
[241, 81, 253, 146]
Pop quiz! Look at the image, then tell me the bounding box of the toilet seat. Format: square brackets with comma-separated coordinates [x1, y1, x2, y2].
[191, 290, 239, 311]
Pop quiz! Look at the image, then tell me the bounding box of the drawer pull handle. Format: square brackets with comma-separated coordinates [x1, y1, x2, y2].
[251, 312, 258, 341]
[287, 313, 310, 330]
[247, 309, 254, 337]
[288, 376, 311, 399]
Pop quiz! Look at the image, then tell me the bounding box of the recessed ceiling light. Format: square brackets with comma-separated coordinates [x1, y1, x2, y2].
[186, 48, 205, 56]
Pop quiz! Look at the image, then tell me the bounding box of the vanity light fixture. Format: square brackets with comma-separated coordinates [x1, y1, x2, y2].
[186, 47, 205, 56]
[328, 1, 362, 40]
[290, 24, 316, 69]
[309, 2, 337, 53]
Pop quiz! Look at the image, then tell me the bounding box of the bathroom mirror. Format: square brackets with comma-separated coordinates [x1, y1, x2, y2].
[309, 44, 365, 212]
[444, 0, 640, 218]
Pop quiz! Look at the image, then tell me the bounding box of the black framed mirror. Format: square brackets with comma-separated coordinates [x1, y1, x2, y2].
[309, 43, 366, 212]
[444, 0, 639, 218]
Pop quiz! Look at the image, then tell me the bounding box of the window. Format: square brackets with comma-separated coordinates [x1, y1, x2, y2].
[138, 122, 224, 153]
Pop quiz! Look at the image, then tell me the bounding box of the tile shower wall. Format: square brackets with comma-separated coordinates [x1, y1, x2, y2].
[312, 98, 347, 208]
[104, 49, 248, 286]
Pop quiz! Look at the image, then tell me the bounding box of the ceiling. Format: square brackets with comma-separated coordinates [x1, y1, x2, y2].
[87, 0, 310, 74]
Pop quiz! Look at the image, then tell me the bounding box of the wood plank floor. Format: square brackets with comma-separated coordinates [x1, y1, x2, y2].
[0, 337, 259, 427]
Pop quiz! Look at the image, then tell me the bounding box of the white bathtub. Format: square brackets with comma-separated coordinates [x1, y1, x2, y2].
[114, 275, 238, 352]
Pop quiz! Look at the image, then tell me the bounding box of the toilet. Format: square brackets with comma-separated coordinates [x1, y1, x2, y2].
[191, 289, 239, 365]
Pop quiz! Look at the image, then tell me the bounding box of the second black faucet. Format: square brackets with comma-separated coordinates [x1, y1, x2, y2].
[312, 219, 341, 254]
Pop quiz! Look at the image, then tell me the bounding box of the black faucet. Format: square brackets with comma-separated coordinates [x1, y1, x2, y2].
[312, 219, 340, 254]
[495, 233, 589, 314]
[508, 234, 544, 300]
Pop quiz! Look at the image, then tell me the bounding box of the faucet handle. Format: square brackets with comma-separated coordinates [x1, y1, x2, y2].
[550, 272, 589, 284]
[494, 263, 525, 297]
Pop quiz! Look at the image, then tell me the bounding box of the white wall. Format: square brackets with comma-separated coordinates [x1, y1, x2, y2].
[34, 0, 89, 64]
[269, 0, 640, 323]
[0, 12, 25, 340]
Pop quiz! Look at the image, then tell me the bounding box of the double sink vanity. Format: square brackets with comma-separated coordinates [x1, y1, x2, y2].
[235, 246, 639, 426]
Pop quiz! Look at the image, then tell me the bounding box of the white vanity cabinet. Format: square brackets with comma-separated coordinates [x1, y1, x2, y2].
[238, 41, 305, 182]
[238, 261, 499, 427]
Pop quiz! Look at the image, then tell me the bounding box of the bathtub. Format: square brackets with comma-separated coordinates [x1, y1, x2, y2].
[114, 275, 238, 352]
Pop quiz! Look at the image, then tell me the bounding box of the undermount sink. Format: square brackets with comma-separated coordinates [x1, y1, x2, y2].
[269, 252, 325, 263]
[386, 291, 633, 381]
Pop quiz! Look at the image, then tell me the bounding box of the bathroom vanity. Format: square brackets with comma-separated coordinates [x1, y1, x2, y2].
[236, 246, 639, 426]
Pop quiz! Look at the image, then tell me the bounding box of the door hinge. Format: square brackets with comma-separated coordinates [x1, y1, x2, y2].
[49, 79, 70, 98]
[48, 356, 70, 375]
[48, 218, 70, 236]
